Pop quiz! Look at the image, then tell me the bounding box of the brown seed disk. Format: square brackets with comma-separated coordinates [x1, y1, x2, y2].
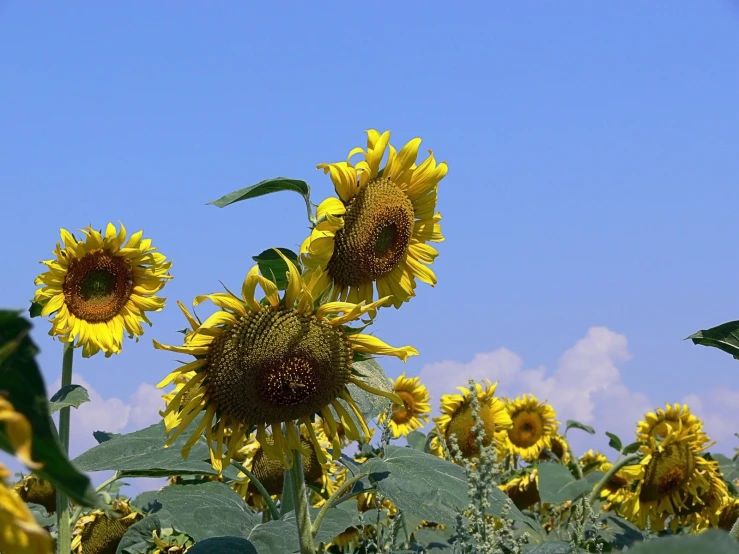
[206, 309, 353, 425]
[78, 512, 142, 554]
[327, 178, 414, 287]
[639, 442, 694, 503]
[249, 437, 324, 496]
[63, 250, 133, 322]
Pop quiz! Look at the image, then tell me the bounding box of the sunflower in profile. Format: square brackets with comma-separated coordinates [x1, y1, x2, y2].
[636, 403, 709, 448]
[155, 251, 416, 471]
[34, 223, 171, 357]
[620, 428, 713, 531]
[538, 433, 570, 464]
[579, 450, 609, 474]
[671, 459, 728, 532]
[503, 395, 559, 462]
[71, 499, 142, 554]
[434, 381, 512, 460]
[301, 129, 447, 308]
[14, 475, 56, 515]
[500, 470, 540, 510]
[378, 372, 431, 438]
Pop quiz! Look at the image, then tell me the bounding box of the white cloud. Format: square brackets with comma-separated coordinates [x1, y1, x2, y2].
[683, 390, 739, 450]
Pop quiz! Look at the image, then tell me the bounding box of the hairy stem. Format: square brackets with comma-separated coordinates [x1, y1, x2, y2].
[587, 453, 640, 506]
[729, 515, 739, 540]
[289, 434, 316, 554]
[311, 471, 367, 537]
[56, 343, 74, 554]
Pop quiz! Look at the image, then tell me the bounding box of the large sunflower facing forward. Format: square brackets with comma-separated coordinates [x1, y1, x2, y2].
[34, 224, 171, 357]
[301, 130, 447, 308]
[155, 251, 417, 471]
[378, 372, 431, 438]
[434, 381, 512, 460]
[503, 395, 559, 462]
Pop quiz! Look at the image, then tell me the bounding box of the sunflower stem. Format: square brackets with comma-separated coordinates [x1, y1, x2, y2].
[56, 342, 74, 554]
[229, 460, 281, 522]
[311, 471, 367, 537]
[562, 437, 583, 479]
[288, 436, 317, 554]
[586, 452, 640, 506]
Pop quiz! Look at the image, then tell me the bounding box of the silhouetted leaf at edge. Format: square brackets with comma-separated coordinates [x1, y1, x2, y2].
[605, 431, 623, 452]
[564, 420, 595, 435]
[208, 177, 310, 209]
[0, 310, 97, 507]
[93, 430, 119, 444]
[72, 420, 239, 479]
[153, 482, 259, 542]
[48, 384, 90, 413]
[28, 301, 43, 318]
[251, 248, 300, 291]
[626, 530, 739, 553]
[688, 321, 739, 360]
[187, 537, 257, 554]
[116, 514, 161, 554]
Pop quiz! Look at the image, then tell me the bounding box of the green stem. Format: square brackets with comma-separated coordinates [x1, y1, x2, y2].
[587, 453, 640, 506]
[56, 343, 74, 554]
[229, 460, 280, 522]
[311, 471, 367, 537]
[70, 472, 121, 527]
[289, 435, 316, 554]
[562, 437, 583, 479]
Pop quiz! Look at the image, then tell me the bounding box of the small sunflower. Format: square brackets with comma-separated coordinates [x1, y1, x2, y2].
[636, 403, 709, 449]
[579, 450, 609, 474]
[500, 470, 540, 510]
[434, 381, 512, 460]
[503, 394, 559, 462]
[34, 223, 171, 357]
[538, 433, 570, 464]
[71, 499, 142, 554]
[301, 129, 447, 308]
[14, 475, 56, 514]
[378, 372, 431, 438]
[620, 429, 712, 531]
[155, 251, 416, 472]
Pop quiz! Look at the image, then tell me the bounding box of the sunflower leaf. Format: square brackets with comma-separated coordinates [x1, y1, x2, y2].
[621, 441, 643, 455]
[537, 463, 603, 504]
[48, 384, 90, 413]
[624, 530, 738, 553]
[605, 431, 622, 452]
[349, 358, 395, 420]
[116, 514, 161, 554]
[252, 248, 300, 291]
[208, 177, 313, 222]
[688, 321, 739, 360]
[406, 430, 427, 451]
[0, 310, 98, 507]
[186, 537, 258, 554]
[28, 301, 43, 318]
[564, 419, 595, 436]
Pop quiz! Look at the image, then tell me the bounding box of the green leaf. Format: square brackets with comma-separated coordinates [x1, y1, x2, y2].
[564, 419, 595, 435]
[247, 520, 300, 554]
[622, 441, 643, 455]
[73, 420, 239, 479]
[251, 248, 300, 290]
[282, 507, 355, 545]
[187, 537, 257, 554]
[28, 301, 43, 318]
[116, 515, 160, 554]
[406, 431, 427, 451]
[154, 482, 259, 542]
[537, 463, 601, 505]
[350, 358, 394, 420]
[605, 431, 622, 452]
[688, 321, 739, 360]
[711, 453, 739, 482]
[626, 530, 738, 553]
[523, 542, 578, 553]
[208, 177, 312, 218]
[597, 513, 644, 550]
[48, 384, 90, 413]
[0, 310, 97, 507]
[28, 503, 56, 529]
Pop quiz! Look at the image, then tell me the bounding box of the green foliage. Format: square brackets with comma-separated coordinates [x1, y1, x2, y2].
[537, 463, 603, 505]
[48, 384, 90, 413]
[349, 358, 395, 420]
[0, 310, 97, 506]
[251, 248, 300, 290]
[116, 515, 161, 554]
[187, 537, 257, 554]
[688, 320, 739, 359]
[605, 432, 622, 452]
[208, 177, 313, 223]
[626, 530, 739, 553]
[564, 420, 595, 435]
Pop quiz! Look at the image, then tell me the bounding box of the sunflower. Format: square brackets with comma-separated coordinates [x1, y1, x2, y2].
[599, 461, 641, 506]
[538, 433, 570, 464]
[155, 251, 416, 472]
[500, 470, 540, 510]
[71, 499, 142, 554]
[434, 381, 512, 460]
[377, 372, 431, 438]
[719, 497, 739, 531]
[671, 459, 728, 532]
[34, 223, 171, 357]
[503, 395, 559, 462]
[14, 475, 56, 514]
[329, 527, 362, 551]
[358, 490, 397, 516]
[636, 403, 709, 449]
[620, 429, 712, 531]
[300, 129, 447, 308]
[579, 450, 609, 474]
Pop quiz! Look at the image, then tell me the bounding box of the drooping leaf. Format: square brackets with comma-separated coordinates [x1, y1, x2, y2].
[208, 177, 312, 218]
[688, 321, 739, 360]
[153, 482, 259, 542]
[605, 431, 622, 452]
[28, 301, 43, 318]
[625, 530, 739, 553]
[251, 248, 300, 290]
[621, 441, 643, 455]
[537, 463, 602, 505]
[48, 384, 89, 413]
[564, 420, 595, 435]
[187, 537, 258, 554]
[116, 515, 161, 554]
[0, 310, 97, 506]
[73, 420, 239, 479]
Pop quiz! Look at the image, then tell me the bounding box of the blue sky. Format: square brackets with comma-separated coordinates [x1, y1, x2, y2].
[3, 1, 739, 466]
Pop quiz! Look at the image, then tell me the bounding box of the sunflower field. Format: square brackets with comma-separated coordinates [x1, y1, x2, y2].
[4, 129, 739, 554]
